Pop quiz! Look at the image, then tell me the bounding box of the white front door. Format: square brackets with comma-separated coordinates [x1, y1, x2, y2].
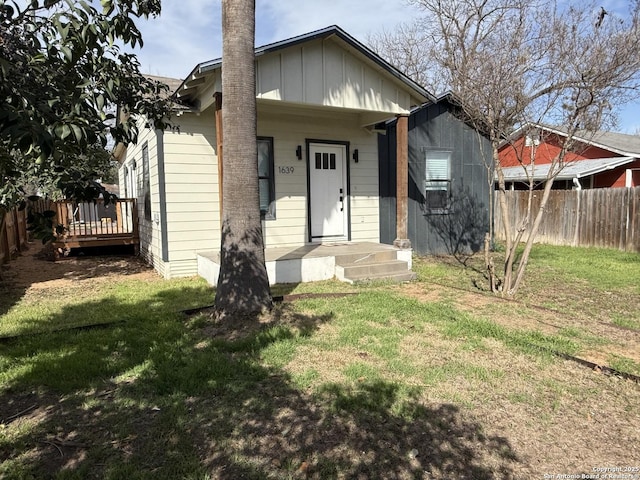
[309, 143, 348, 241]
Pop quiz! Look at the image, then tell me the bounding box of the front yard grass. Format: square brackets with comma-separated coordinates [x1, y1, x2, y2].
[1, 244, 639, 479]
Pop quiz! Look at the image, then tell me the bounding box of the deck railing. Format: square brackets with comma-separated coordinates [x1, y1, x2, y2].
[30, 198, 138, 239]
[29, 198, 139, 256]
[51, 199, 139, 239]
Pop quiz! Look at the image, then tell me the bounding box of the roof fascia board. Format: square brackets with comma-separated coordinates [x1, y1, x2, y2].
[572, 156, 636, 178]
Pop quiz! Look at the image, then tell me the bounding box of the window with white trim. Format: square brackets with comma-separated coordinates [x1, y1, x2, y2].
[423, 149, 451, 213]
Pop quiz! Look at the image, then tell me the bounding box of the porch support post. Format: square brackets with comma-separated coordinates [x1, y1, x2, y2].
[214, 92, 224, 224]
[394, 113, 411, 249]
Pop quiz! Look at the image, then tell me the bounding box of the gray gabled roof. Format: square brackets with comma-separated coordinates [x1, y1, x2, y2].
[177, 25, 434, 104]
[501, 156, 637, 183]
[505, 123, 640, 157]
[585, 130, 640, 156]
[145, 75, 184, 94]
[144, 74, 194, 112]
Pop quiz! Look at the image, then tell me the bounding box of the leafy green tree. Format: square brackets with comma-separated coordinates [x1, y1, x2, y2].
[0, 0, 172, 209]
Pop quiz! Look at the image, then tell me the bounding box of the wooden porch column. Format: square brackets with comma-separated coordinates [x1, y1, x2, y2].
[394, 114, 411, 249]
[214, 92, 224, 223]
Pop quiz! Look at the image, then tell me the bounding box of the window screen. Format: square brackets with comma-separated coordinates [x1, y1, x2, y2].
[424, 150, 451, 212]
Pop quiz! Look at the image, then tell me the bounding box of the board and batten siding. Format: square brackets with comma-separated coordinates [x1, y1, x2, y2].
[379, 101, 492, 255]
[255, 37, 418, 117]
[258, 105, 380, 247]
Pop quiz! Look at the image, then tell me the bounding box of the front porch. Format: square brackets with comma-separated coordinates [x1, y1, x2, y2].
[197, 242, 415, 286]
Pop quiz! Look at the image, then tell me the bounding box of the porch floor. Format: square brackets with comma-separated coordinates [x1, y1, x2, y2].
[197, 242, 414, 285]
[265, 242, 399, 261]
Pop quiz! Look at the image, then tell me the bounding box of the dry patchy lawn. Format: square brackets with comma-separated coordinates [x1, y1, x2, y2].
[0, 244, 639, 479]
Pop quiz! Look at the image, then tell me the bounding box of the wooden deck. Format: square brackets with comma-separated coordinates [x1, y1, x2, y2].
[35, 199, 140, 258]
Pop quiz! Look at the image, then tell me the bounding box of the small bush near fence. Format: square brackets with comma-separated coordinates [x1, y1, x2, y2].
[495, 187, 639, 252]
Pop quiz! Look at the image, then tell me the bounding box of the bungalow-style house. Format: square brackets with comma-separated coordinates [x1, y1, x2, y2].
[498, 124, 640, 190]
[378, 94, 492, 255]
[117, 26, 432, 284]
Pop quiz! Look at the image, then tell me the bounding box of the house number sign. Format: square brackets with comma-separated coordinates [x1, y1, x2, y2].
[278, 166, 295, 174]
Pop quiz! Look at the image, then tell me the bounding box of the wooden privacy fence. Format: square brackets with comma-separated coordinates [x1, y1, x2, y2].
[495, 187, 640, 252]
[0, 206, 29, 264]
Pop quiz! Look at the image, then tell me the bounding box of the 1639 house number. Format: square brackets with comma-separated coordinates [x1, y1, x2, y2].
[278, 166, 295, 174]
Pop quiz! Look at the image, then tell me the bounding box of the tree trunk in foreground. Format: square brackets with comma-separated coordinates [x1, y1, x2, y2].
[214, 0, 272, 317]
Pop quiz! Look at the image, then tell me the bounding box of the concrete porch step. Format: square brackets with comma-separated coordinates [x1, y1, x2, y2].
[334, 250, 399, 266]
[340, 269, 417, 284]
[197, 242, 415, 286]
[335, 254, 416, 284]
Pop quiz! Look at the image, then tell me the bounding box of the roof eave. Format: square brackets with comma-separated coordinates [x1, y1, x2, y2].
[500, 155, 637, 182]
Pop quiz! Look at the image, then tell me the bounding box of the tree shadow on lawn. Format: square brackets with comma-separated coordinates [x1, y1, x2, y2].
[0, 243, 152, 318]
[0, 294, 521, 479]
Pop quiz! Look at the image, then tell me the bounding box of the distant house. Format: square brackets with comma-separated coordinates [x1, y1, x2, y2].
[498, 124, 640, 190]
[116, 26, 432, 283]
[378, 95, 492, 255]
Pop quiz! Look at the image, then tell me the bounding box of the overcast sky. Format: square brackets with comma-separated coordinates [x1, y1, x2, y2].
[129, 0, 639, 133]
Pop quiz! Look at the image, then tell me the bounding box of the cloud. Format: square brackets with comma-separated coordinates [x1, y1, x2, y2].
[257, 0, 420, 44]
[131, 0, 222, 78]
[133, 0, 421, 79]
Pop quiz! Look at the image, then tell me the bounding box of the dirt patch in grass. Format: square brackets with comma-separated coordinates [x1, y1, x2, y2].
[0, 243, 157, 315]
[3, 243, 156, 289]
[398, 281, 640, 369]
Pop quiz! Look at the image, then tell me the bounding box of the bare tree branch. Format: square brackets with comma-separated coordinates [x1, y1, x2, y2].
[372, 0, 640, 296]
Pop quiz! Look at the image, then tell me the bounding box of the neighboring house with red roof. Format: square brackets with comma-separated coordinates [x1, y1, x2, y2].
[498, 124, 640, 190]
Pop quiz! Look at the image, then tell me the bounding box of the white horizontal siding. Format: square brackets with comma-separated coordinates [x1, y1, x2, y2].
[258, 106, 380, 247]
[132, 96, 384, 278]
[164, 163, 216, 175]
[166, 241, 219, 261]
[163, 146, 216, 158]
[164, 211, 219, 223]
[164, 182, 218, 194]
[118, 118, 165, 268]
[166, 222, 218, 233]
[165, 259, 200, 278]
[162, 108, 220, 275]
[163, 173, 218, 185]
